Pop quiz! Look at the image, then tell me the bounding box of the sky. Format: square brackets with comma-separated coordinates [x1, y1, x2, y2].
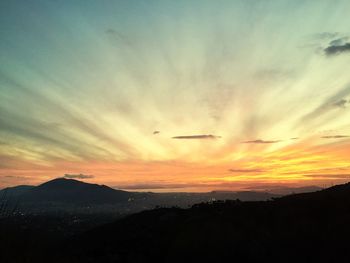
[1, 0, 350, 192]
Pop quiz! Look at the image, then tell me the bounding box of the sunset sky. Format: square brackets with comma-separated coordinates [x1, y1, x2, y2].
[1, 0, 350, 191]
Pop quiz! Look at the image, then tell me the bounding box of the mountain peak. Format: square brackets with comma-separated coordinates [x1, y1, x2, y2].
[24, 177, 131, 204]
[38, 177, 91, 188]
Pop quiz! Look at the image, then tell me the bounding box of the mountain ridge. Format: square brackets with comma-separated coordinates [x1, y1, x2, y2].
[65, 180, 350, 263]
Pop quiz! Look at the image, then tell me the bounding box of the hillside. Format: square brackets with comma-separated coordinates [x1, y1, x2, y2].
[65, 182, 350, 263]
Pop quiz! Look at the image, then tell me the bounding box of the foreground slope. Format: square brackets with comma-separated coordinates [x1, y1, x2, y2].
[66, 182, 350, 263]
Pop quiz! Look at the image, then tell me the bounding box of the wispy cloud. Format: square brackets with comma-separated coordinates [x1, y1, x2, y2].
[329, 37, 349, 46]
[312, 32, 339, 40]
[321, 135, 350, 139]
[303, 173, 350, 179]
[3, 175, 25, 179]
[300, 84, 350, 124]
[332, 99, 348, 108]
[63, 173, 94, 179]
[172, 134, 221, 140]
[116, 183, 189, 190]
[229, 169, 264, 173]
[242, 139, 281, 144]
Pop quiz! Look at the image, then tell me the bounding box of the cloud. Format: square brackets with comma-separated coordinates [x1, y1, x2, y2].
[254, 69, 295, 81]
[320, 135, 350, 139]
[312, 32, 339, 40]
[303, 173, 350, 179]
[332, 99, 348, 108]
[153, 131, 160, 135]
[229, 169, 264, 173]
[242, 139, 281, 144]
[63, 173, 94, 179]
[172, 134, 221, 139]
[329, 37, 349, 46]
[324, 42, 350, 56]
[116, 183, 189, 190]
[105, 29, 116, 34]
[290, 137, 299, 140]
[299, 84, 350, 124]
[3, 175, 24, 179]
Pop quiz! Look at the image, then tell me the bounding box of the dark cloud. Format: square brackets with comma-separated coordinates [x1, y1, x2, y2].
[172, 134, 221, 140]
[153, 131, 160, 135]
[242, 139, 281, 144]
[290, 137, 299, 140]
[324, 42, 350, 56]
[320, 135, 350, 139]
[229, 169, 264, 173]
[63, 173, 94, 179]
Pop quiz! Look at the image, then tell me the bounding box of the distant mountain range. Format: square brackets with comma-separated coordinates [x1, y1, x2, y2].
[0, 178, 323, 216]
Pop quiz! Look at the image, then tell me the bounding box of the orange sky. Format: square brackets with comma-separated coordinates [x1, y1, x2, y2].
[2, 136, 350, 191]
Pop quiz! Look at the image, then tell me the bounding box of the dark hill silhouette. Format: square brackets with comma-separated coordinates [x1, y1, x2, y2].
[278, 182, 350, 201]
[0, 185, 34, 198]
[22, 178, 131, 204]
[64, 181, 350, 263]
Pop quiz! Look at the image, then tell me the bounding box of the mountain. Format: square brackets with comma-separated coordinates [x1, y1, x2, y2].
[22, 178, 131, 204]
[0, 185, 34, 198]
[65, 181, 350, 263]
[0, 185, 35, 216]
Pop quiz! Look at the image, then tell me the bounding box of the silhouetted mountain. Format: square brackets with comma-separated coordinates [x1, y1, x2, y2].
[64, 181, 350, 263]
[0, 185, 34, 198]
[0, 185, 35, 217]
[22, 178, 131, 204]
[277, 182, 350, 203]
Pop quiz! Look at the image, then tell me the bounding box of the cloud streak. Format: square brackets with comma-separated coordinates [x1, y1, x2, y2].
[229, 169, 264, 173]
[321, 135, 350, 139]
[172, 134, 221, 140]
[313, 32, 339, 40]
[116, 183, 189, 190]
[303, 173, 350, 179]
[242, 139, 281, 144]
[63, 173, 94, 179]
